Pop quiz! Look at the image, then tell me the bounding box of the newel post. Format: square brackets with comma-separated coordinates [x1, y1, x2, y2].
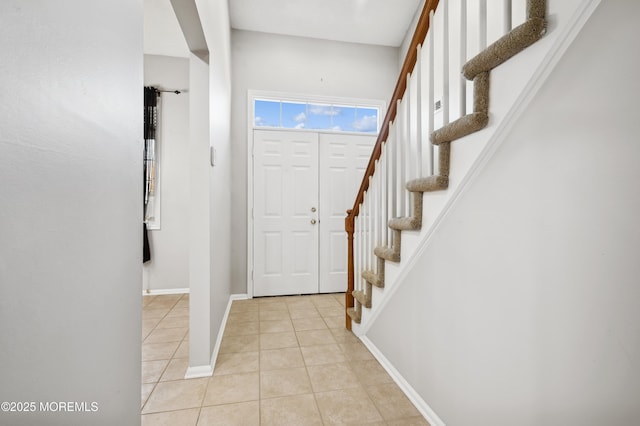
[345, 210, 355, 331]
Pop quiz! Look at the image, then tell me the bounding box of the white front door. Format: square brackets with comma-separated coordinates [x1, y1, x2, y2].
[253, 130, 319, 296]
[253, 130, 375, 296]
[318, 133, 376, 293]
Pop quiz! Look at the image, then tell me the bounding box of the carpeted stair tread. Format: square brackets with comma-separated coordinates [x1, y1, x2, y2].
[362, 270, 384, 288]
[462, 18, 546, 80]
[347, 307, 361, 324]
[389, 216, 421, 231]
[406, 175, 449, 192]
[353, 290, 371, 308]
[374, 245, 400, 263]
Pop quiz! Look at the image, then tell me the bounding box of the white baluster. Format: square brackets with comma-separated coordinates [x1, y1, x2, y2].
[387, 127, 395, 244]
[415, 44, 423, 178]
[479, 0, 487, 50]
[367, 180, 373, 271]
[504, 0, 512, 34]
[381, 143, 388, 247]
[395, 100, 404, 218]
[442, 0, 450, 128]
[460, 0, 467, 116]
[428, 10, 435, 176]
[389, 121, 397, 225]
[372, 160, 379, 258]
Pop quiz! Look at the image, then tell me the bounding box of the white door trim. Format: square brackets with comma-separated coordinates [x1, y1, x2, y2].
[246, 89, 386, 298]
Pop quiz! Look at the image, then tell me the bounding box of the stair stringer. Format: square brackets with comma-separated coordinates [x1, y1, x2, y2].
[351, 0, 601, 334]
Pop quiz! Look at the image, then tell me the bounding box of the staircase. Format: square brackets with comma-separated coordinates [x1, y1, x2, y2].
[345, 0, 548, 327]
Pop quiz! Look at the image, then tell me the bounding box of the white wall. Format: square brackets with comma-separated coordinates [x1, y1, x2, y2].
[367, 1, 640, 424]
[183, 0, 233, 372]
[143, 55, 190, 292]
[0, 1, 142, 425]
[230, 30, 399, 294]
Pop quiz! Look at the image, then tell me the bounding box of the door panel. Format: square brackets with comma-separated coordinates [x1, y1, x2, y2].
[254, 130, 319, 296]
[318, 133, 376, 293]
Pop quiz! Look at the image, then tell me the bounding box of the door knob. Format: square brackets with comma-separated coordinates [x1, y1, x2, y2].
[311, 219, 317, 225]
[311, 207, 317, 212]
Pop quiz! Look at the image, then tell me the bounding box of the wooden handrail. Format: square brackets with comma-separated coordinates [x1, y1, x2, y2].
[345, 0, 440, 330]
[347, 0, 440, 222]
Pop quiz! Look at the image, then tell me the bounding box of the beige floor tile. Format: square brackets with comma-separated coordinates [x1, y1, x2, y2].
[160, 358, 189, 382]
[173, 339, 189, 359]
[292, 317, 328, 331]
[219, 334, 260, 354]
[317, 305, 345, 318]
[142, 324, 157, 341]
[146, 299, 180, 310]
[350, 359, 394, 386]
[260, 347, 304, 371]
[332, 293, 346, 306]
[198, 401, 259, 426]
[285, 300, 316, 310]
[142, 295, 157, 307]
[141, 383, 155, 408]
[260, 319, 294, 334]
[260, 367, 312, 399]
[258, 300, 288, 311]
[224, 321, 259, 337]
[141, 408, 200, 426]
[214, 351, 259, 376]
[339, 341, 375, 362]
[323, 315, 345, 329]
[259, 309, 290, 321]
[142, 341, 180, 361]
[143, 310, 168, 319]
[229, 299, 260, 313]
[260, 394, 323, 426]
[307, 362, 360, 393]
[142, 378, 209, 414]
[165, 308, 189, 319]
[289, 307, 321, 319]
[174, 299, 189, 309]
[366, 383, 421, 420]
[202, 372, 259, 406]
[156, 316, 189, 329]
[315, 387, 383, 425]
[296, 329, 336, 346]
[386, 416, 430, 426]
[310, 296, 342, 308]
[227, 310, 259, 323]
[329, 328, 361, 344]
[142, 360, 169, 384]
[144, 327, 188, 344]
[259, 331, 299, 350]
[301, 344, 346, 366]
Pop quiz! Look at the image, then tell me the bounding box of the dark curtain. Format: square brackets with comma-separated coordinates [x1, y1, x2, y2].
[143, 86, 159, 263]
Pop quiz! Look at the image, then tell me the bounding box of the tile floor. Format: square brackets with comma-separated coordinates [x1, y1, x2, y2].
[141, 293, 429, 425]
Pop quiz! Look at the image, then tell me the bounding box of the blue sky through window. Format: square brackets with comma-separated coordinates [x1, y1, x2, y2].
[282, 102, 307, 129]
[254, 99, 379, 134]
[254, 99, 280, 127]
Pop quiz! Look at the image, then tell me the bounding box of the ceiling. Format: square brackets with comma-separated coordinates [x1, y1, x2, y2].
[228, 0, 422, 47]
[144, 0, 422, 57]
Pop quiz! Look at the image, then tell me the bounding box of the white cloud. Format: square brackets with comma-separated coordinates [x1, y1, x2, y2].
[295, 123, 305, 129]
[294, 112, 306, 122]
[255, 116, 265, 126]
[309, 105, 340, 116]
[353, 115, 378, 132]
[331, 125, 341, 131]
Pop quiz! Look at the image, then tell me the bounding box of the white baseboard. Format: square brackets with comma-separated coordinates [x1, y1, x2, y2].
[182, 293, 249, 380]
[184, 365, 213, 379]
[360, 335, 446, 426]
[143, 288, 190, 296]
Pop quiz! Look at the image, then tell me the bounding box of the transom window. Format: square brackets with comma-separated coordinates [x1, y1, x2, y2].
[254, 98, 381, 134]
